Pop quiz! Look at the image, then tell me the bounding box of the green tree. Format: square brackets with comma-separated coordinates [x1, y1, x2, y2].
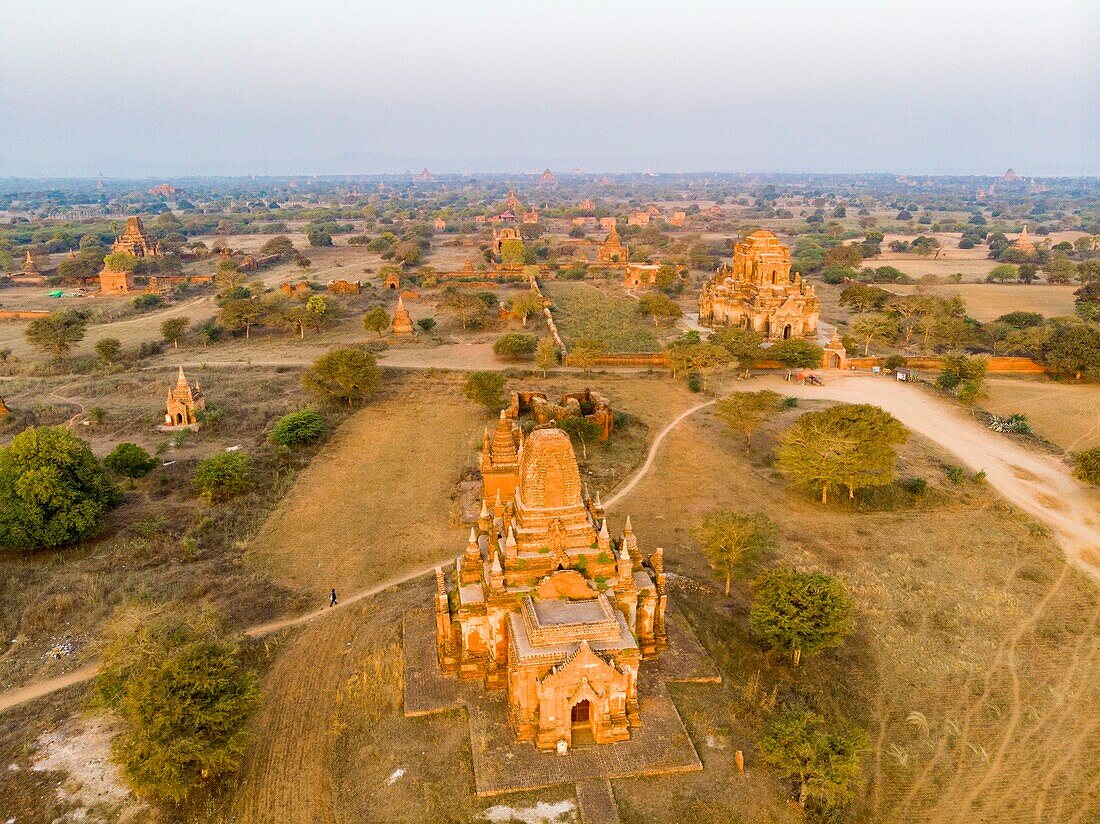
[692, 510, 777, 595]
[500, 238, 527, 268]
[302, 348, 382, 407]
[666, 342, 731, 389]
[750, 567, 854, 666]
[104, 442, 156, 481]
[1044, 324, 1100, 380]
[937, 354, 989, 403]
[436, 288, 490, 330]
[362, 306, 390, 338]
[710, 326, 764, 377]
[850, 313, 898, 355]
[987, 263, 1019, 283]
[25, 309, 88, 360]
[463, 371, 506, 412]
[259, 235, 296, 258]
[306, 227, 333, 247]
[0, 427, 120, 550]
[192, 451, 254, 503]
[1042, 257, 1077, 284]
[103, 251, 137, 272]
[714, 390, 784, 453]
[219, 299, 265, 339]
[493, 332, 538, 360]
[416, 317, 437, 333]
[215, 258, 245, 292]
[535, 338, 558, 376]
[161, 317, 189, 348]
[568, 338, 607, 373]
[559, 416, 601, 460]
[768, 339, 824, 376]
[637, 292, 683, 326]
[96, 605, 259, 804]
[839, 283, 889, 313]
[776, 404, 909, 503]
[95, 337, 122, 365]
[759, 706, 868, 810]
[269, 409, 326, 447]
[508, 291, 544, 327]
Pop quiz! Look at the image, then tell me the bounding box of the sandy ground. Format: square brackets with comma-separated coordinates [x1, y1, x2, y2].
[889, 283, 1078, 321]
[981, 378, 1100, 451]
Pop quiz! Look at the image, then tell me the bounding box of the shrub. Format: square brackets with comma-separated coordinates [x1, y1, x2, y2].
[269, 409, 327, 447]
[132, 294, 165, 312]
[104, 442, 157, 479]
[750, 567, 854, 666]
[493, 332, 538, 360]
[463, 371, 506, 412]
[945, 465, 967, 484]
[883, 354, 907, 371]
[1072, 447, 1100, 485]
[902, 477, 928, 495]
[192, 451, 254, 503]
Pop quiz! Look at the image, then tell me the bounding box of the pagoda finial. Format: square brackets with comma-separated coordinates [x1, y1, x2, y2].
[624, 515, 633, 534]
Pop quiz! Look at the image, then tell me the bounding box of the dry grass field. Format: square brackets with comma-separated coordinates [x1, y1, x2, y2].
[244, 374, 483, 596]
[981, 378, 1100, 452]
[219, 372, 1098, 823]
[608, 405, 1100, 824]
[889, 283, 1078, 322]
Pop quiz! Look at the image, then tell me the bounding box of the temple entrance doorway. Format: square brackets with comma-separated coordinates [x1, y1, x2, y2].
[570, 699, 594, 745]
[783, 324, 792, 339]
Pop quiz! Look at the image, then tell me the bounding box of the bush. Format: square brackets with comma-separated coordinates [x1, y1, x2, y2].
[463, 371, 506, 411]
[883, 354, 907, 371]
[902, 477, 928, 495]
[104, 442, 157, 479]
[302, 348, 382, 407]
[493, 332, 538, 360]
[945, 465, 967, 484]
[686, 375, 702, 392]
[132, 294, 165, 312]
[781, 396, 799, 409]
[269, 409, 327, 447]
[192, 451, 254, 503]
[1071, 447, 1100, 485]
[0, 427, 121, 550]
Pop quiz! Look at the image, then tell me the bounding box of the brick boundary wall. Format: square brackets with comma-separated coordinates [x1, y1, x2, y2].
[0, 310, 52, 320]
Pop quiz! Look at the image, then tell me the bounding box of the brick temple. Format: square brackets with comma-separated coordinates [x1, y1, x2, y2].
[698, 229, 819, 340]
[435, 422, 668, 750]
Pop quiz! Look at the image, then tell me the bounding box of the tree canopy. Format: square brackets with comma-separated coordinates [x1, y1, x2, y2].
[775, 404, 908, 503]
[750, 567, 854, 666]
[25, 309, 88, 360]
[692, 510, 778, 595]
[96, 605, 259, 804]
[302, 348, 382, 407]
[0, 426, 120, 550]
[759, 705, 868, 811]
[714, 390, 784, 452]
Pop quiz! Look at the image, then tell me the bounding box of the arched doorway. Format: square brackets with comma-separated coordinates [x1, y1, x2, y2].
[571, 699, 590, 725]
[176, 412, 184, 425]
[783, 324, 792, 339]
[830, 353, 841, 368]
[388, 283, 397, 290]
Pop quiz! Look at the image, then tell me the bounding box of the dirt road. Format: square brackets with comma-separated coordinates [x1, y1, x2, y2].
[760, 373, 1100, 581]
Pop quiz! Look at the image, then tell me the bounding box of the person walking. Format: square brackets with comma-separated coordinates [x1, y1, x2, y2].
[329, 588, 338, 607]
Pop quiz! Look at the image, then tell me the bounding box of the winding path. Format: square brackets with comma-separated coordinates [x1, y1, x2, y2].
[0, 395, 720, 714]
[3, 370, 1097, 714]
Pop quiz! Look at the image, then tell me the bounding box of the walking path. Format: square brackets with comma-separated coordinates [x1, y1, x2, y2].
[3, 370, 1096, 714]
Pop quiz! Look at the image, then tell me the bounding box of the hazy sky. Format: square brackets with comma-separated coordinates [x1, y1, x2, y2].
[1, 0, 1097, 177]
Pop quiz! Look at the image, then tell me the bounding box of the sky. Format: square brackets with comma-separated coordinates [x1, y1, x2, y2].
[0, 0, 1097, 178]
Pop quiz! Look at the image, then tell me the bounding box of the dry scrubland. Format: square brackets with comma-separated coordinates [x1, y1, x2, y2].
[610, 406, 1099, 824]
[890, 283, 1078, 322]
[218, 373, 1097, 823]
[981, 378, 1100, 452]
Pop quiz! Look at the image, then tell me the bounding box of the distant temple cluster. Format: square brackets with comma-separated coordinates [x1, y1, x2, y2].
[699, 230, 819, 340]
[435, 419, 668, 750]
